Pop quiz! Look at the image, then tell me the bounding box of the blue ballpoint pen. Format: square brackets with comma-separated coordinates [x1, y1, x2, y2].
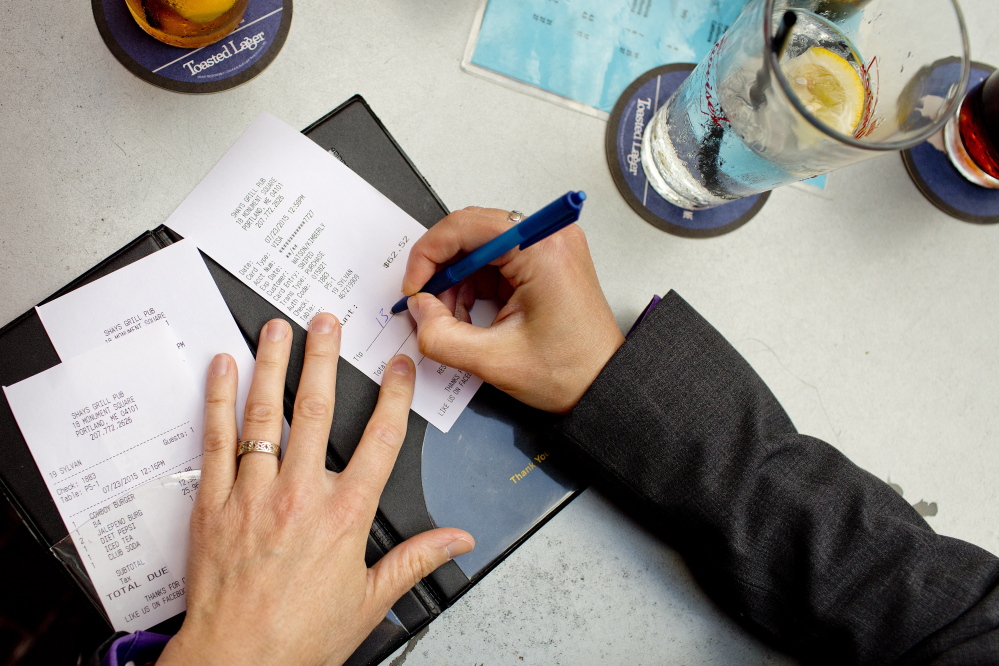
[390, 190, 586, 314]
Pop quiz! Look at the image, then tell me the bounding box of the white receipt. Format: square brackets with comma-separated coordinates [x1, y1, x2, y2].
[63, 471, 200, 631]
[3, 324, 203, 533]
[3, 325, 204, 630]
[36, 239, 256, 431]
[165, 112, 488, 432]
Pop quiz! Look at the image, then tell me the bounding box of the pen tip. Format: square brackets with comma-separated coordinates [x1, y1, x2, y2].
[570, 191, 586, 206]
[390, 295, 409, 315]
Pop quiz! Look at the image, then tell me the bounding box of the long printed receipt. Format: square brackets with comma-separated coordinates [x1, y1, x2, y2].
[166, 112, 485, 432]
[4, 325, 204, 630]
[3, 240, 260, 631]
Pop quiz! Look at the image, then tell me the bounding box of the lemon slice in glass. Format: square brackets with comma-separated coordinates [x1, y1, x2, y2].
[782, 46, 866, 136]
[170, 0, 237, 24]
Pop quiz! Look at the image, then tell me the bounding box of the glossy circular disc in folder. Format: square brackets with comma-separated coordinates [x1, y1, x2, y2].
[421, 384, 577, 579]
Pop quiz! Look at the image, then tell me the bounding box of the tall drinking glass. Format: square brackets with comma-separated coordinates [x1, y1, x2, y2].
[641, 0, 970, 210]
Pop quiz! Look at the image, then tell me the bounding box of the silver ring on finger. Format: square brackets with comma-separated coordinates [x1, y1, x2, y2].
[508, 210, 524, 223]
[237, 439, 281, 459]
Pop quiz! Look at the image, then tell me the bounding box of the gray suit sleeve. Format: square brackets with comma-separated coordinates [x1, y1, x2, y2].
[555, 291, 999, 664]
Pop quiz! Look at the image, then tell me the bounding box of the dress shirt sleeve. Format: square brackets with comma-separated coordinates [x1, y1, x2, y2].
[555, 291, 999, 664]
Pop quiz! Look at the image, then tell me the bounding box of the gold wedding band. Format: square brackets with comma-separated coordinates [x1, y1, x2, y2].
[508, 210, 524, 223]
[237, 439, 281, 458]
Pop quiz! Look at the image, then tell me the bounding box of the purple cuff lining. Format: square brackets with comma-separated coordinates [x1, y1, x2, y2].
[103, 631, 171, 666]
[626, 294, 662, 338]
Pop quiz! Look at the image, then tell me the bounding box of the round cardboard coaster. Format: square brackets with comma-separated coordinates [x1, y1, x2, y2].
[93, 0, 292, 93]
[902, 62, 999, 224]
[606, 63, 769, 238]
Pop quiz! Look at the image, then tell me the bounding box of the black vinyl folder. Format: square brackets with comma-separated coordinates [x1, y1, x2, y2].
[0, 96, 581, 665]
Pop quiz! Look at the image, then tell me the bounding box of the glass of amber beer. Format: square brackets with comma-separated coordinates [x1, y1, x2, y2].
[944, 70, 999, 189]
[125, 0, 250, 48]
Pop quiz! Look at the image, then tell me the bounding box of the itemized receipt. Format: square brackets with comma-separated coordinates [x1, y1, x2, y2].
[62, 471, 201, 632]
[166, 113, 489, 432]
[3, 325, 204, 630]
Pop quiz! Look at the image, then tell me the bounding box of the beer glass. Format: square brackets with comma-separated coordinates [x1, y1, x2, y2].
[125, 0, 250, 48]
[944, 70, 999, 189]
[641, 0, 970, 209]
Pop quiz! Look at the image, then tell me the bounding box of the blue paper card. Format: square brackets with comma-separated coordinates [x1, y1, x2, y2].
[470, 0, 745, 114]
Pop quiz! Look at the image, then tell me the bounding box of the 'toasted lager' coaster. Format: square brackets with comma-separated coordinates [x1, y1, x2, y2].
[607, 63, 769, 238]
[93, 0, 292, 93]
[902, 62, 999, 224]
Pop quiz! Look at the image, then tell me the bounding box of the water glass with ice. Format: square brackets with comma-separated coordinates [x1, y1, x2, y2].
[641, 0, 970, 209]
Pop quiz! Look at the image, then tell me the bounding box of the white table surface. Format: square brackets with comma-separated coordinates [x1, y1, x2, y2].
[3, 1, 998, 663]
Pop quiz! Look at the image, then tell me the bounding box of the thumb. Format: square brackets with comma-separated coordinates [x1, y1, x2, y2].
[368, 528, 474, 611]
[409, 293, 496, 372]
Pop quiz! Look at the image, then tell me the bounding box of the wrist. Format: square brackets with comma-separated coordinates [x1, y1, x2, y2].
[157, 621, 282, 665]
[553, 331, 625, 414]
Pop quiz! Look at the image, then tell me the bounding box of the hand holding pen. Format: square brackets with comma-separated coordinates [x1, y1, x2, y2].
[396, 195, 625, 414]
[391, 191, 587, 314]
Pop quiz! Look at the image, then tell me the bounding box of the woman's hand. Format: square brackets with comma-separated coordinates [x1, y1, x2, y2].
[401, 207, 625, 414]
[158, 314, 474, 666]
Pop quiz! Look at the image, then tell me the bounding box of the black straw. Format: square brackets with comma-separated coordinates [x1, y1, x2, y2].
[749, 11, 798, 110]
[773, 11, 797, 59]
